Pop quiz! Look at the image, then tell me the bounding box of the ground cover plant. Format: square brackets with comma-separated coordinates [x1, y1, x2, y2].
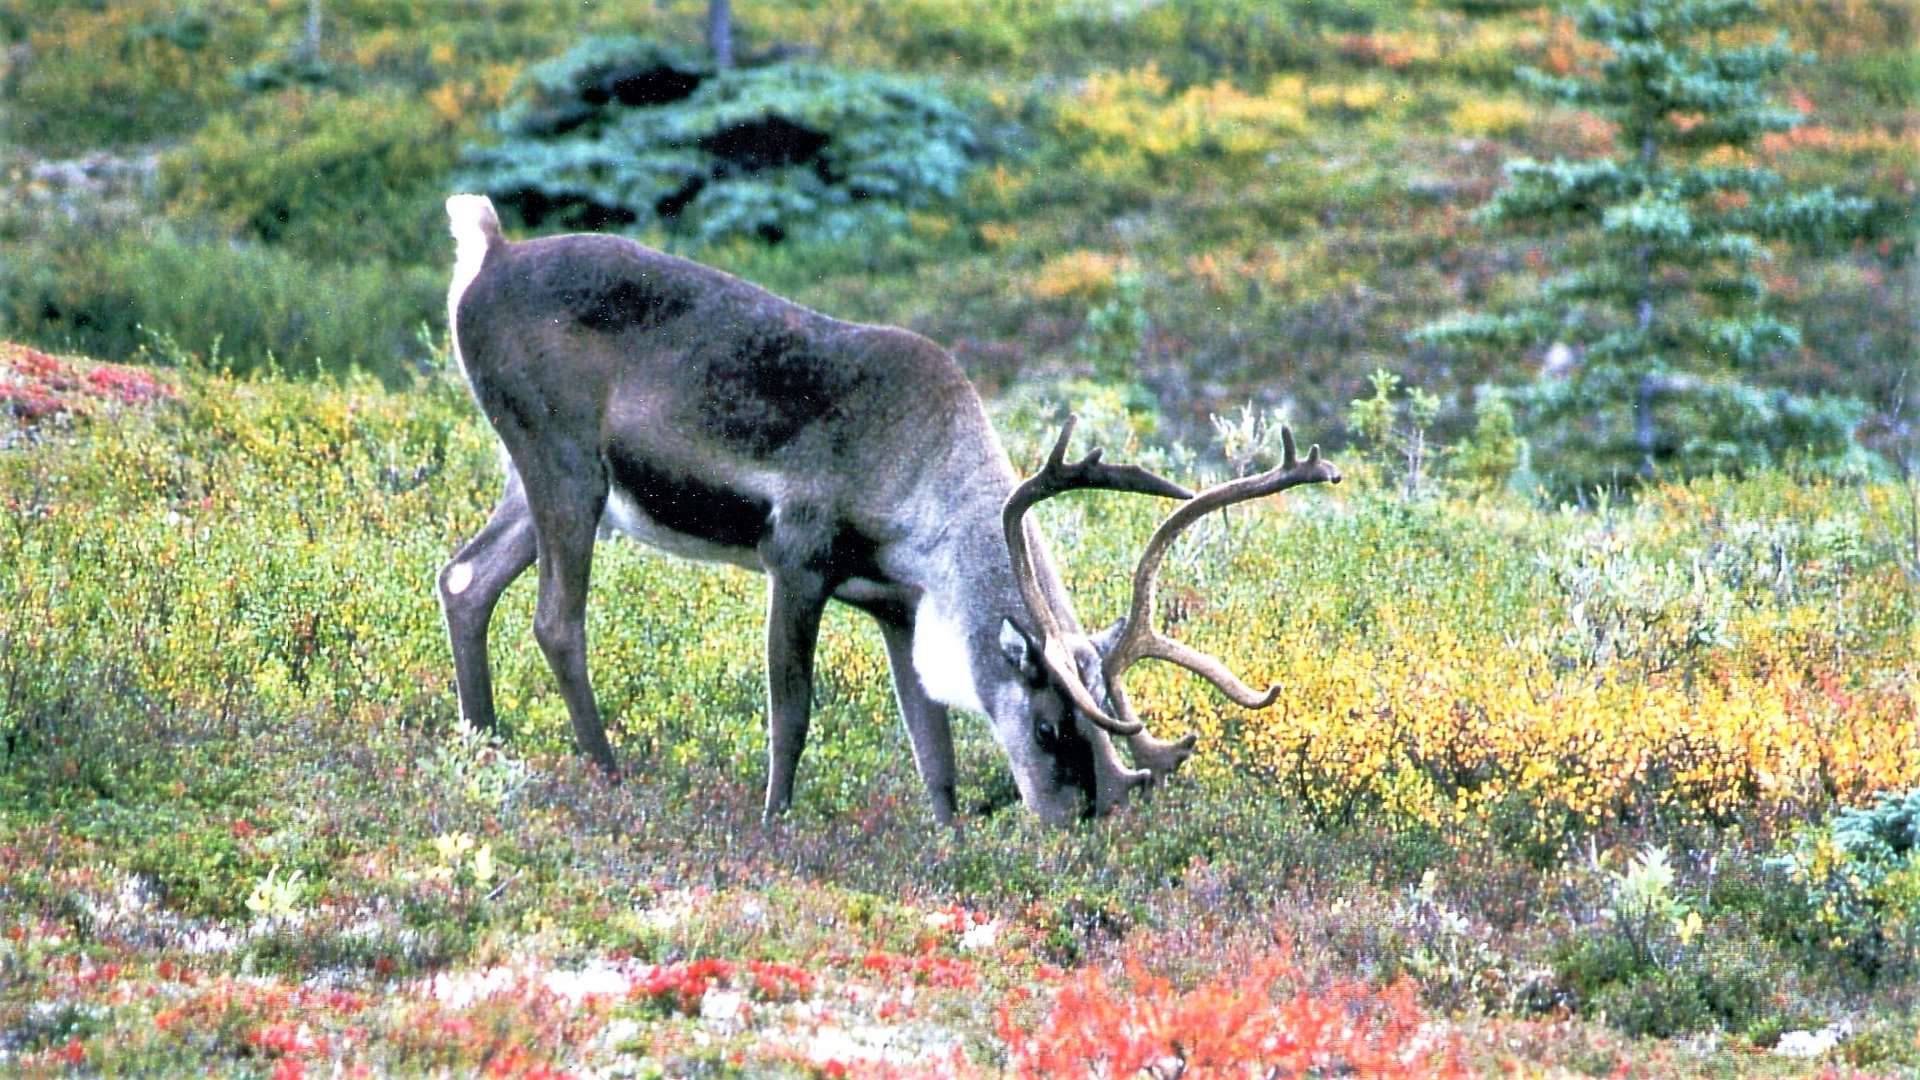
[2, 344, 1916, 1075]
[1, 0, 1916, 1074]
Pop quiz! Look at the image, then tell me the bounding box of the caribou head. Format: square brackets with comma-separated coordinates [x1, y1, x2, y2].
[999, 415, 1342, 816]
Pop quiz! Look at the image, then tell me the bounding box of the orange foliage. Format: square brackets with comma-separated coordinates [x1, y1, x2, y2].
[1000, 953, 1460, 1079]
[1525, 11, 1612, 79]
[1762, 123, 1920, 159]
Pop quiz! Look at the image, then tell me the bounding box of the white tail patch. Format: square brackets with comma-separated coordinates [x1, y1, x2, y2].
[445, 194, 500, 375]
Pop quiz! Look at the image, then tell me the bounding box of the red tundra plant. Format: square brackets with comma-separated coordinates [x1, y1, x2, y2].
[83, 362, 174, 404]
[1, 343, 176, 425]
[0, 382, 67, 422]
[745, 959, 816, 1003]
[1000, 953, 1462, 1080]
[633, 958, 737, 1015]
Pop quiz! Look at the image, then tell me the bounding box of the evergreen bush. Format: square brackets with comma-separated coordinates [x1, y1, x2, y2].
[1770, 788, 1920, 981]
[458, 37, 977, 245]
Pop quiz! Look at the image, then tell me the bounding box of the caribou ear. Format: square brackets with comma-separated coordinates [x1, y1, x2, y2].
[999, 619, 1045, 684]
[1090, 617, 1127, 657]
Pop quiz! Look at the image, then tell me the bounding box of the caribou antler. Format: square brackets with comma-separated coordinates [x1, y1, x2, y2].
[1001, 416, 1191, 735]
[1002, 418, 1341, 784]
[1098, 425, 1342, 731]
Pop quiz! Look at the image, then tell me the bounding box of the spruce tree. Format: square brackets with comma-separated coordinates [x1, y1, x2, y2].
[1418, 0, 1875, 493]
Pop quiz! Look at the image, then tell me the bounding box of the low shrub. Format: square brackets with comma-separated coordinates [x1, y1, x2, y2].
[1769, 787, 1920, 982]
[1587, 967, 1715, 1039]
[1048, 65, 1310, 198]
[1447, 96, 1535, 138]
[1002, 950, 1462, 1079]
[1547, 845, 1813, 1039]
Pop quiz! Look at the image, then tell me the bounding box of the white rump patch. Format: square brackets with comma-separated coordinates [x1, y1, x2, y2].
[444, 562, 474, 596]
[445, 194, 497, 375]
[912, 601, 984, 715]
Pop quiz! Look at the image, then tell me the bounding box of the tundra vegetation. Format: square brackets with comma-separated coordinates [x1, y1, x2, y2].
[1, 0, 1916, 1076]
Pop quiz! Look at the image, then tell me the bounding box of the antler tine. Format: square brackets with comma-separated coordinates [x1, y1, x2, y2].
[1006, 415, 1196, 509]
[1101, 425, 1340, 716]
[1002, 416, 1193, 735]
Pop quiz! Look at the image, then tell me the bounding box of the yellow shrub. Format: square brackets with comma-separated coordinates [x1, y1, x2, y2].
[1032, 250, 1130, 302]
[9, 1, 263, 148]
[1448, 97, 1536, 139]
[1054, 63, 1309, 184]
[976, 222, 1020, 249]
[1154, 563, 1918, 841]
[1306, 80, 1393, 119]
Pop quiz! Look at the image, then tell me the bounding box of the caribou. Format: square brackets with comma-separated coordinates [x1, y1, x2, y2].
[437, 194, 1340, 824]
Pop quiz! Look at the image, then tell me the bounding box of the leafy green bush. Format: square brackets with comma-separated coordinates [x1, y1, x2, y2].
[161, 87, 460, 265]
[1587, 967, 1715, 1038]
[459, 37, 978, 244]
[0, 224, 442, 381]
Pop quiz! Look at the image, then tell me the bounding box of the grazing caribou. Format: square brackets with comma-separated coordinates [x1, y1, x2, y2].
[437, 194, 1340, 824]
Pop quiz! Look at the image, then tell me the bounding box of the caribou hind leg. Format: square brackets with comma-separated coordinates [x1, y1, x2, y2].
[516, 447, 619, 777]
[439, 469, 537, 736]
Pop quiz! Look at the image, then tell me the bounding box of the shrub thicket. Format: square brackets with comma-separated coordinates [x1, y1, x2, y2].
[1770, 787, 1920, 980]
[0, 1, 264, 151]
[161, 87, 460, 265]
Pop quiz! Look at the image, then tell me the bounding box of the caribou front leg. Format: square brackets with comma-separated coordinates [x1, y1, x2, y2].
[761, 553, 831, 822]
[878, 619, 957, 825]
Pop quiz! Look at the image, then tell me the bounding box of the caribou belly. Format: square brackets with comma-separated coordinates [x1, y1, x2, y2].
[600, 486, 765, 570]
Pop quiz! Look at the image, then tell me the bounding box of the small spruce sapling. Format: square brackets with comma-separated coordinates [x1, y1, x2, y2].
[1346, 369, 1441, 497]
[1415, 0, 1880, 494]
